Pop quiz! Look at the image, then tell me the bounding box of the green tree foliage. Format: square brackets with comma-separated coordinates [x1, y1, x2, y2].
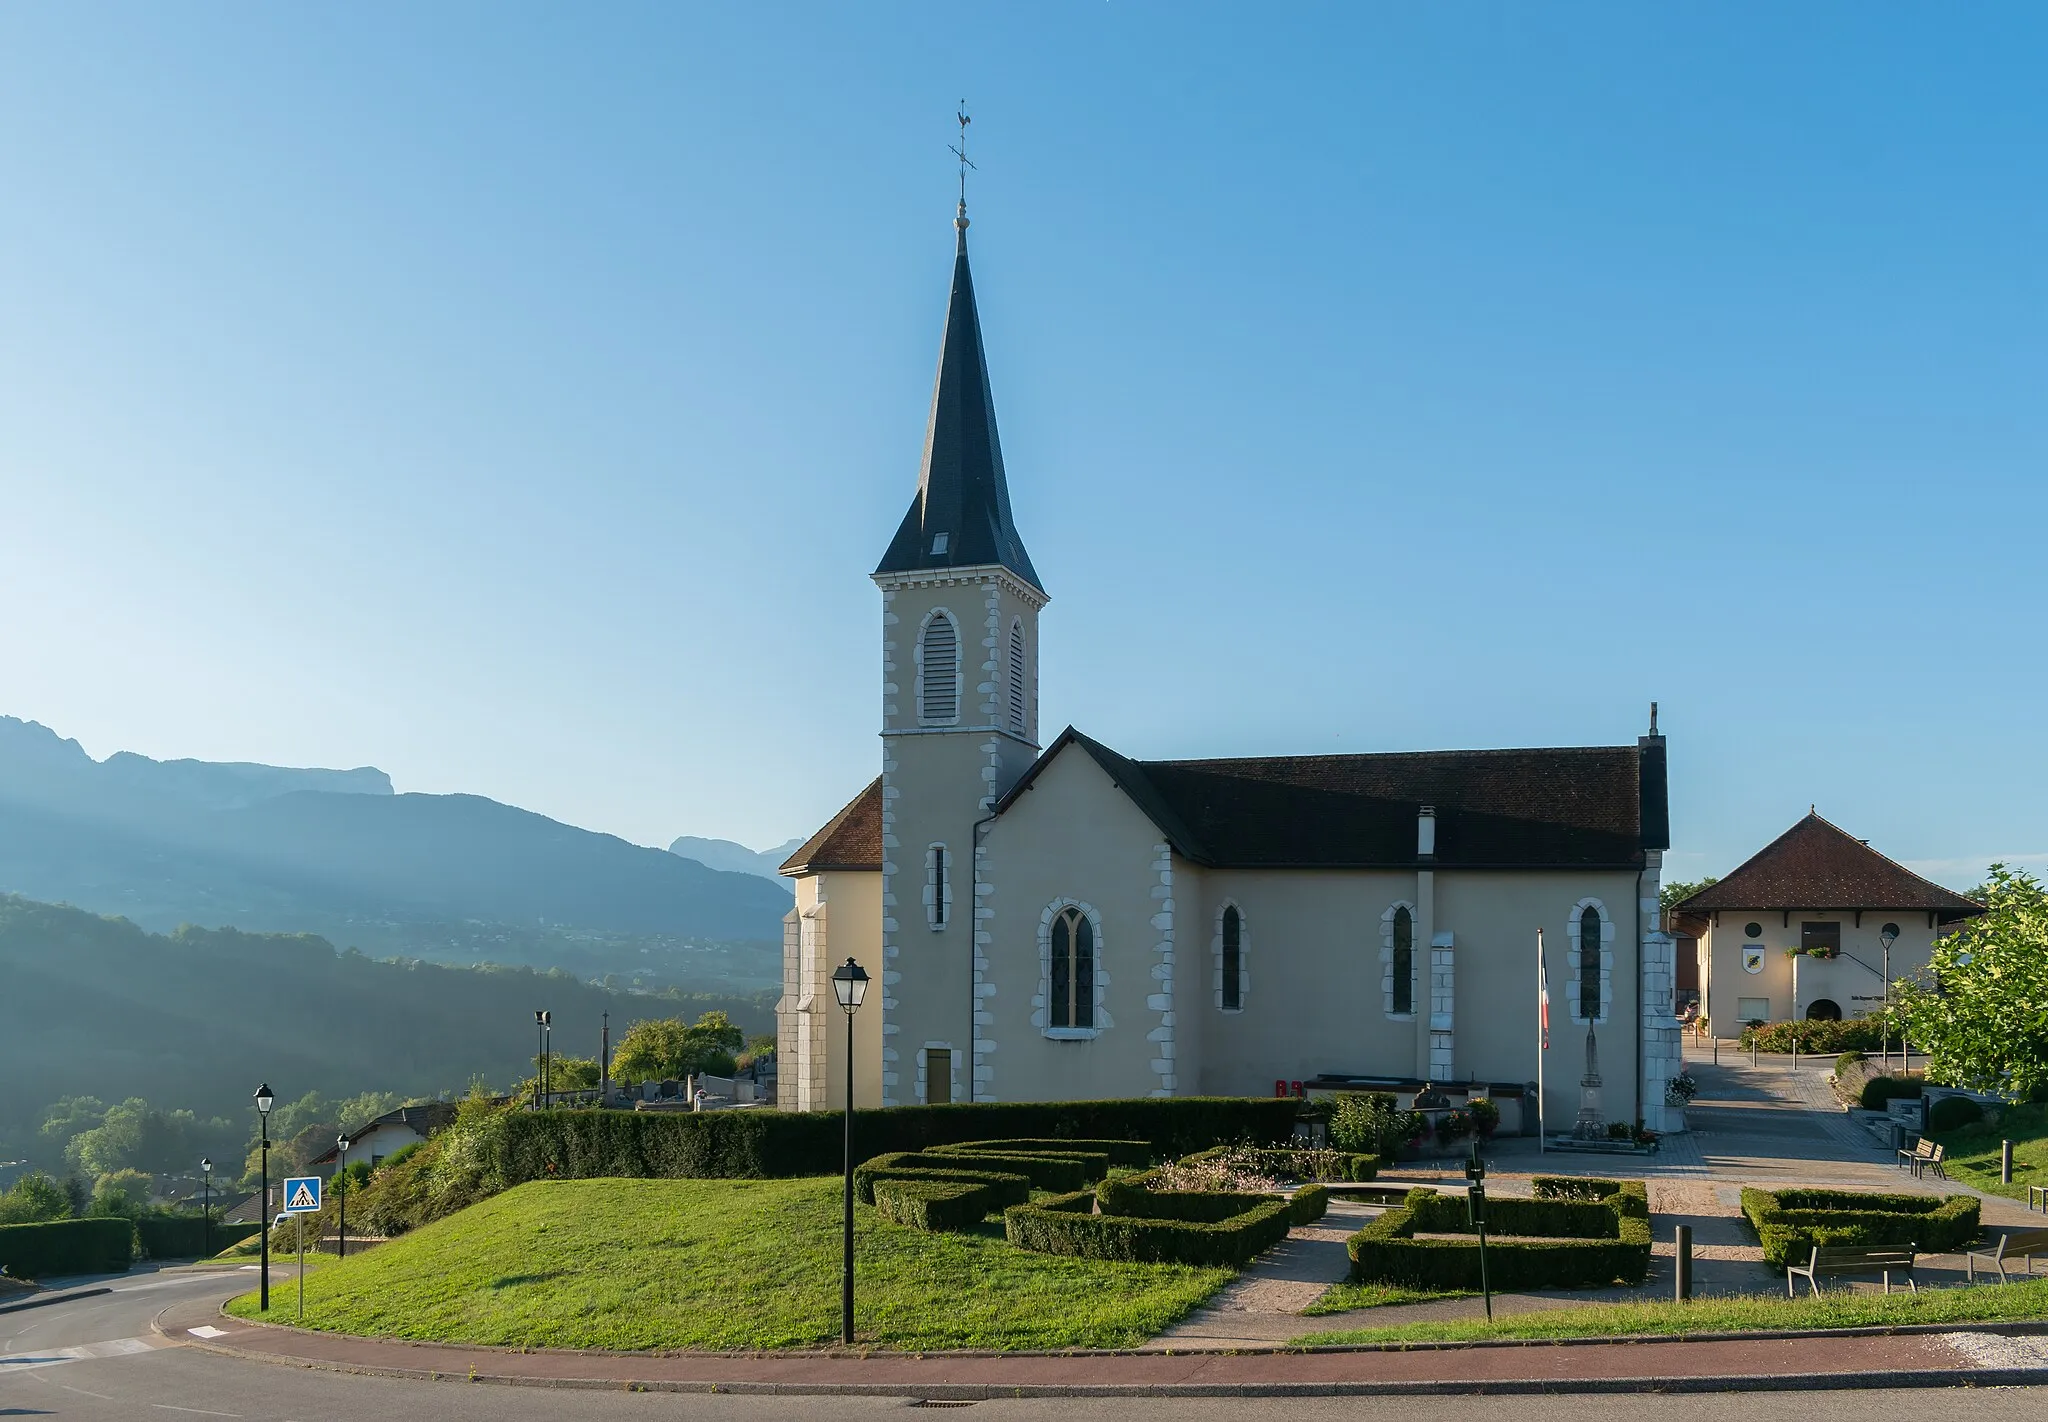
[87, 1168, 155, 1218]
[64, 1098, 231, 1179]
[610, 1012, 746, 1083]
[1660, 877, 1719, 912]
[1888, 865, 2048, 1098]
[0, 1171, 72, 1225]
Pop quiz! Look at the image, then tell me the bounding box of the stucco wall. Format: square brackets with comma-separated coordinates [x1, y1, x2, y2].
[781, 870, 885, 1110]
[1698, 910, 1946, 1038]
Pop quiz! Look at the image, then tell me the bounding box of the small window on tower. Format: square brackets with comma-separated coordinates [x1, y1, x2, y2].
[930, 532, 949, 554]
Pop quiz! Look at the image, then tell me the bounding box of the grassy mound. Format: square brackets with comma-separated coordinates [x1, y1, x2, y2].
[1935, 1101, 2048, 1202]
[225, 1176, 1229, 1350]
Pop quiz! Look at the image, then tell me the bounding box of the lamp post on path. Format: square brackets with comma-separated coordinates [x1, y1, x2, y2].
[336, 1132, 352, 1259]
[254, 1083, 275, 1311]
[200, 1158, 213, 1258]
[832, 958, 870, 1347]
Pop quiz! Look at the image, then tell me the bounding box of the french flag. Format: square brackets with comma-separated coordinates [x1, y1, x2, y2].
[1538, 931, 1551, 1050]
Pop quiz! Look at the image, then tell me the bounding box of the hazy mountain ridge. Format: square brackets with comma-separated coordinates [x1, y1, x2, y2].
[0, 716, 791, 973]
[668, 834, 805, 886]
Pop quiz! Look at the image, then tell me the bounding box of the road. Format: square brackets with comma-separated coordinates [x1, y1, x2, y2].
[3, 1267, 2044, 1419]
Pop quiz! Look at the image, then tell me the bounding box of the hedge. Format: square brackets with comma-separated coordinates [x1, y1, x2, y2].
[1739, 1016, 1883, 1054]
[1928, 1097, 1984, 1133]
[488, 1096, 1296, 1185]
[853, 1160, 1031, 1207]
[1178, 1145, 1380, 1182]
[928, 1138, 1153, 1168]
[0, 1218, 134, 1280]
[1347, 1182, 1652, 1290]
[871, 1176, 1027, 1231]
[855, 1149, 1102, 1195]
[1532, 1175, 1650, 1218]
[1740, 1186, 1981, 1267]
[1004, 1190, 1297, 1267]
[136, 1216, 260, 1260]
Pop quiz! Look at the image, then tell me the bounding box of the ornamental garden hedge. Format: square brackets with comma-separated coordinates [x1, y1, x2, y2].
[1347, 1176, 1652, 1290]
[489, 1096, 1292, 1185]
[1740, 1186, 1981, 1267]
[1003, 1184, 1326, 1267]
[0, 1218, 134, 1280]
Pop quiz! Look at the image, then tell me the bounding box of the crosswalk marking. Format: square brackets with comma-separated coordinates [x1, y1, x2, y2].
[0, 1335, 162, 1372]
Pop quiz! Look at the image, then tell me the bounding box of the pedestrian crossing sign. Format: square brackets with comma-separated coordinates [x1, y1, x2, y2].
[283, 1176, 322, 1213]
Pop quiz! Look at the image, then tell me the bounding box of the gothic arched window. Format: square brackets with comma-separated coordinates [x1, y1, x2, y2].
[1221, 905, 1243, 1011]
[1050, 906, 1095, 1030]
[1392, 906, 1414, 1016]
[1578, 905, 1603, 1021]
[920, 611, 959, 724]
[1007, 619, 1028, 736]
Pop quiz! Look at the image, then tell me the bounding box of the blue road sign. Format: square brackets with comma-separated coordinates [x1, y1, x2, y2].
[282, 1176, 322, 1213]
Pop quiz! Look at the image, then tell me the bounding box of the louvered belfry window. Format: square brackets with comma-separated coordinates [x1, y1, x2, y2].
[920, 612, 958, 724]
[1579, 906, 1603, 1020]
[1007, 621, 1027, 735]
[1050, 907, 1094, 1029]
[1392, 907, 1414, 1015]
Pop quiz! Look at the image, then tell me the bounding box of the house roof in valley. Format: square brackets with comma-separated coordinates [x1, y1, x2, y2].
[1672, 812, 1984, 917]
[780, 777, 884, 876]
[307, 1101, 459, 1167]
[994, 727, 1666, 870]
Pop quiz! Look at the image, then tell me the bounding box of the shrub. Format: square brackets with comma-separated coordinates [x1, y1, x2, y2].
[135, 1216, 260, 1260]
[0, 1218, 133, 1280]
[851, 1152, 1034, 1205]
[1836, 1051, 1867, 1070]
[0, 1172, 72, 1226]
[1740, 1186, 1981, 1266]
[1467, 1098, 1502, 1137]
[1005, 1191, 1295, 1267]
[1739, 1017, 1884, 1055]
[1289, 1184, 1330, 1226]
[1860, 1075, 1925, 1110]
[1176, 1145, 1379, 1183]
[1348, 1186, 1651, 1290]
[926, 1138, 1151, 1167]
[871, 1176, 1022, 1231]
[1928, 1096, 1985, 1133]
[1328, 1093, 1423, 1157]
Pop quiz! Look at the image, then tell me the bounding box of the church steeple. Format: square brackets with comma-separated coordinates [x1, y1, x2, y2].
[874, 210, 1044, 595]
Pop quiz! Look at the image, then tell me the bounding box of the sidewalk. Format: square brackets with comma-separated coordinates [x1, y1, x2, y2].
[154, 1292, 2048, 1397]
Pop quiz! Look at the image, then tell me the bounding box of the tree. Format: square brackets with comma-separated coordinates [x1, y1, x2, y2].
[610, 1011, 745, 1082]
[87, 1168, 155, 1218]
[0, 1171, 72, 1225]
[1661, 877, 1719, 912]
[1888, 864, 2048, 1098]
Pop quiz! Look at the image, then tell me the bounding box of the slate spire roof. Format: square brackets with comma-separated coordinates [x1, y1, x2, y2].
[874, 208, 1044, 594]
[1673, 812, 1983, 917]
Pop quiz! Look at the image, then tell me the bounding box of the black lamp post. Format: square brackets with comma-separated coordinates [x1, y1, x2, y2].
[534, 1010, 552, 1109]
[254, 1083, 275, 1311]
[200, 1157, 213, 1258]
[1879, 922, 1900, 1072]
[335, 1132, 352, 1259]
[831, 957, 869, 1346]
[1465, 1142, 1493, 1321]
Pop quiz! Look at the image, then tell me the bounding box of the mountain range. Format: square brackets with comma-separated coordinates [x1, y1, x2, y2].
[0, 717, 795, 988]
[667, 835, 805, 884]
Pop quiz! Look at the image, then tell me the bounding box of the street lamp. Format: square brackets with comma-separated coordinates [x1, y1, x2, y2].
[200, 1158, 213, 1258]
[335, 1132, 352, 1259]
[254, 1083, 275, 1311]
[1880, 922, 1900, 1071]
[831, 957, 869, 1347]
[534, 1010, 552, 1109]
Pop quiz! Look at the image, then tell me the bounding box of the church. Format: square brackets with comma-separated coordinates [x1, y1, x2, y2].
[777, 199, 1683, 1135]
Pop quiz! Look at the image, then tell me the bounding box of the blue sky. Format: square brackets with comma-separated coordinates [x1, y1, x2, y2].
[1, 4, 2042, 886]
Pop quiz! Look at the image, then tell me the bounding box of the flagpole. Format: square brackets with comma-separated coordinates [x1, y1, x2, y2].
[1537, 927, 1546, 1154]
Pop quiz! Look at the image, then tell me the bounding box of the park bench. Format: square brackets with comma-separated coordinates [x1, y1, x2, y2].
[1895, 1138, 1946, 1180]
[1786, 1244, 1918, 1296]
[1965, 1228, 2048, 1284]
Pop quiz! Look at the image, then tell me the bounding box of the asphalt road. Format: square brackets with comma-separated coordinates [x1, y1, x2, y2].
[3, 1268, 2045, 1420]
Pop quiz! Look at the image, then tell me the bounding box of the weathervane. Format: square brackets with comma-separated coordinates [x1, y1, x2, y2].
[950, 102, 975, 227]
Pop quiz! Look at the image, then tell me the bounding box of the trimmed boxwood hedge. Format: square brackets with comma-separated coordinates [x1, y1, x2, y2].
[1348, 1181, 1652, 1290]
[1004, 1189, 1297, 1267]
[1740, 1186, 1981, 1267]
[852, 1154, 1032, 1206]
[490, 1096, 1296, 1185]
[856, 1149, 1101, 1195]
[0, 1218, 134, 1280]
[1177, 1145, 1380, 1182]
[136, 1216, 261, 1260]
[871, 1175, 1028, 1231]
[928, 1138, 1152, 1167]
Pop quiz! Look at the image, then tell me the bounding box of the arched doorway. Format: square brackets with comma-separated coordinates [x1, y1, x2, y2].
[1805, 998, 1842, 1022]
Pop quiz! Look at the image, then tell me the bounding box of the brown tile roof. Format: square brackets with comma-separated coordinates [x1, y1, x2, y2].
[997, 728, 1664, 870]
[1673, 813, 1984, 917]
[780, 777, 883, 876]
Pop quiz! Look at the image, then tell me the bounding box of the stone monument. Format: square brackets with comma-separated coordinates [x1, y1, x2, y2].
[1573, 1024, 1606, 1140]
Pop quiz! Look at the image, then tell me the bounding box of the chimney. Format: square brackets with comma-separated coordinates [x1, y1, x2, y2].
[1417, 805, 1437, 861]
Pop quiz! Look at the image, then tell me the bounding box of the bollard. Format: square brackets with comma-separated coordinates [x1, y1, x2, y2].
[1675, 1223, 1693, 1301]
[2004, 1140, 2015, 1185]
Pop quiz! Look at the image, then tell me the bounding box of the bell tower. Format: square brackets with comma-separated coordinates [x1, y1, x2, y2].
[871, 196, 1046, 1106]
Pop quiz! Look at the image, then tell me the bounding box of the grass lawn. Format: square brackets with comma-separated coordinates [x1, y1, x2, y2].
[1302, 1281, 1471, 1315]
[224, 1177, 1230, 1351]
[1936, 1102, 2048, 1202]
[1292, 1278, 2048, 1346]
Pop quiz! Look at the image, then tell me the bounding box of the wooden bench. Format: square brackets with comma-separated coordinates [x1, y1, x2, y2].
[1895, 1139, 1946, 1180]
[1966, 1228, 2048, 1284]
[1787, 1244, 1918, 1296]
